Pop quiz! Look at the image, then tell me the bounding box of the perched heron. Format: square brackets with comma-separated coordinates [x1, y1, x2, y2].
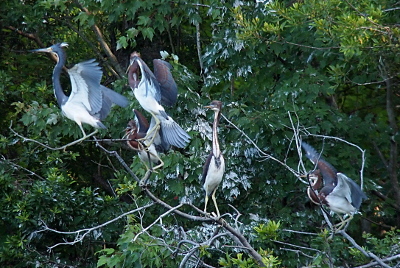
[127, 52, 190, 149]
[301, 141, 367, 231]
[124, 109, 167, 173]
[202, 100, 225, 217]
[31, 42, 129, 146]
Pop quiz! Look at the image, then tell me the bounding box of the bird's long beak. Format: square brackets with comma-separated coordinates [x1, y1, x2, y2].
[204, 104, 217, 109]
[126, 52, 141, 73]
[29, 47, 52, 53]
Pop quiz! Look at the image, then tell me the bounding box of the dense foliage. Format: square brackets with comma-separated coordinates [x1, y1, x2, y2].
[1, 0, 399, 267]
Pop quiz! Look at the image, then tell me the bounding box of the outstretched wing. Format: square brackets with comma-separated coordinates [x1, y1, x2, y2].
[301, 142, 338, 186]
[337, 173, 367, 209]
[67, 59, 104, 115]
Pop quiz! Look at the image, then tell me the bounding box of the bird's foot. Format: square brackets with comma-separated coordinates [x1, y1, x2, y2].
[139, 170, 153, 187]
[203, 211, 212, 218]
[210, 212, 219, 218]
[333, 218, 351, 233]
[328, 232, 335, 240]
[139, 179, 148, 187]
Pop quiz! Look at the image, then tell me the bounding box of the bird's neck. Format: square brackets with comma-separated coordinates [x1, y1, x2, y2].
[212, 111, 221, 157]
[52, 52, 68, 107]
[128, 63, 140, 89]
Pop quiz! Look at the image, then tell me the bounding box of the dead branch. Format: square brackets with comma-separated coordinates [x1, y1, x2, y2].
[74, 1, 124, 77]
[33, 202, 155, 251]
[338, 230, 391, 268]
[354, 253, 400, 268]
[94, 136, 267, 267]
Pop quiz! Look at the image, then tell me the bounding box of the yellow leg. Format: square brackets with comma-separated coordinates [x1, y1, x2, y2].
[211, 189, 220, 217]
[138, 112, 160, 148]
[204, 195, 209, 213]
[78, 123, 87, 137]
[334, 214, 353, 232]
[137, 141, 164, 172]
[60, 129, 98, 151]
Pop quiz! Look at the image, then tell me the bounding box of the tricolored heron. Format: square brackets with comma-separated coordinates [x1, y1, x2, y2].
[301, 141, 367, 231]
[127, 52, 190, 149]
[124, 109, 166, 173]
[31, 43, 129, 147]
[202, 100, 225, 217]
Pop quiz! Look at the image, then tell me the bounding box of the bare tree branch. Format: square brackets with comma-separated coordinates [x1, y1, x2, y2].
[354, 253, 400, 268]
[74, 1, 124, 77]
[133, 203, 184, 241]
[221, 113, 302, 180]
[9, 121, 99, 151]
[338, 230, 391, 268]
[94, 136, 267, 266]
[301, 130, 367, 189]
[34, 202, 155, 251]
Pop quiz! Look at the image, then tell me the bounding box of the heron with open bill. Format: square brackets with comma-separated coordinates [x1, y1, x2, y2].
[301, 141, 367, 231]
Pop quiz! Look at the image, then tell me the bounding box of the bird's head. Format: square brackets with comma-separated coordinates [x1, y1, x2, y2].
[125, 119, 138, 134]
[307, 169, 323, 190]
[204, 100, 223, 112]
[127, 52, 143, 89]
[30, 43, 68, 61]
[124, 119, 140, 150]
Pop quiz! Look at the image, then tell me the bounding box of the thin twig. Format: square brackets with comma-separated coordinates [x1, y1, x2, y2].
[9, 121, 98, 151]
[133, 203, 184, 241]
[279, 247, 314, 259]
[354, 253, 400, 268]
[35, 202, 155, 251]
[272, 240, 321, 253]
[1, 155, 45, 181]
[221, 113, 301, 179]
[94, 137, 141, 183]
[338, 230, 391, 268]
[302, 131, 366, 189]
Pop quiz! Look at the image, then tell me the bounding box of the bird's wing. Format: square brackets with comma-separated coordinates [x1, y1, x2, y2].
[150, 117, 171, 153]
[133, 109, 149, 133]
[301, 142, 337, 185]
[98, 86, 129, 120]
[137, 58, 162, 103]
[301, 142, 320, 165]
[331, 173, 352, 204]
[153, 59, 177, 107]
[317, 159, 337, 186]
[337, 173, 367, 209]
[201, 153, 213, 186]
[68, 59, 103, 115]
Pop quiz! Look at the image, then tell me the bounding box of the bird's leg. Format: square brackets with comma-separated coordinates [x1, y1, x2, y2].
[334, 214, 353, 232]
[151, 156, 164, 171]
[204, 195, 209, 214]
[79, 124, 87, 138]
[137, 141, 163, 172]
[139, 169, 153, 187]
[211, 189, 221, 218]
[56, 129, 98, 151]
[138, 112, 160, 148]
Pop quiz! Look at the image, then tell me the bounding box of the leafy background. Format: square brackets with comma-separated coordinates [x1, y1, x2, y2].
[1, 0, 399, 267]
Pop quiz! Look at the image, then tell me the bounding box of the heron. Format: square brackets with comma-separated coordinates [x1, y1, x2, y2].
[124, 109, 167, 174]
[202, 100, 225, 217]
[301, 141, 367, 231]
[127, 52, 190, 149]
[31, 42, 129, 148]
